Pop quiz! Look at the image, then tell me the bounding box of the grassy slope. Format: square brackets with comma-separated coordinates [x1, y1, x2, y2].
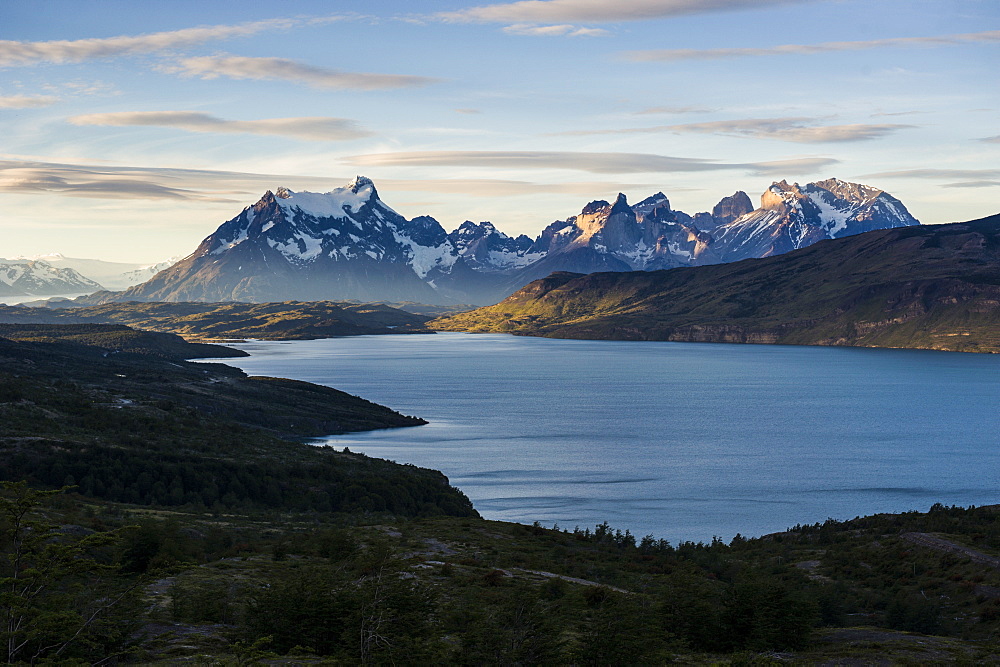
[0, 300, 433, 340]
[434, 214, 1000, 353]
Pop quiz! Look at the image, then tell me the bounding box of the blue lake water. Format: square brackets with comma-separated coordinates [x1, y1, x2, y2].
[206, 333, 1000, 544]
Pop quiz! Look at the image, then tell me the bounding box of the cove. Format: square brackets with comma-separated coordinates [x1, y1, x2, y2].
[208, 332, 1000, 544]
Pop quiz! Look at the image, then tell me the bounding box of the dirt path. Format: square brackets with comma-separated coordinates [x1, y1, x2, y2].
[507, 567, 632, 594]
[901, 532, 1000, 568]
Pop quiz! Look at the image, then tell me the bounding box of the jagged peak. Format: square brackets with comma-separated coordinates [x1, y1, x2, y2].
[348, 175, 375, 194]
[633, 192, 670, 209]
[410, 215, 442, 227]
[808, 177, 884, 202]
[769, 180, 800, 192]
[454, 220, 499, 235]
[274, 187, 291, 199]
[609, 192, 632, 215]
[581, 200, 610, 215]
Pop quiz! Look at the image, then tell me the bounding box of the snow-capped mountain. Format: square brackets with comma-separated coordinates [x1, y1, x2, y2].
[710, 178, 919, 261]
[120, 176, 511, 304]
[20, 254, 180, 290]
[448, 221, 539, 272]
[115, 176, 920, 306]
[115, 258, 181, 288]
[0, 259, 103, 298]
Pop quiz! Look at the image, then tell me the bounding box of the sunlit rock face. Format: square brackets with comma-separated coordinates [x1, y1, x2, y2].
[710, 178, 919, 261]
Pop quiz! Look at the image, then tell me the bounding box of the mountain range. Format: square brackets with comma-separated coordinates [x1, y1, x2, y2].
[432, 213, 1000, 353]
[0, 258, 102, 298]
[97, 175, 918, 306]
[0, 254, 179, 300]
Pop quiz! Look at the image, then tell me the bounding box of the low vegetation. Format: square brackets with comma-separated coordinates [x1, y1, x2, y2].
[0, 300, 434, 340]
[4, 484, 1000, 664]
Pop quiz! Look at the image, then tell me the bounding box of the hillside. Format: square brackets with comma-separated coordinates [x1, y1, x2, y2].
[433, 214, 1000, 353]
[0, 324, 474, 517]
[8, 483, 1000, 664]
[0, 300, 432, 340]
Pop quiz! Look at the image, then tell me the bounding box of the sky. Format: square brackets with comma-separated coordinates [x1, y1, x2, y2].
[1, 0, 997, 263]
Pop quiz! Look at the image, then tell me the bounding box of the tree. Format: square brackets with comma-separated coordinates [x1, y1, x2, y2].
[0, 481, 141, 663]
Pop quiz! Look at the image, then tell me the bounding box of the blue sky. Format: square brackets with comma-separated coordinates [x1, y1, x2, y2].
[1, 0, 997, 262]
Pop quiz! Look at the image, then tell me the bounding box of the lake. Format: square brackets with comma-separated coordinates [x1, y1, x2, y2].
[206, 333, 1000, 544]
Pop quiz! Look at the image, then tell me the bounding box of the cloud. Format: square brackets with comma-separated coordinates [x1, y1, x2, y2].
[0, 158, 671, 203]
[0, 95, 59, 109]
[502, 24, 609, 36]
[863, 168, 1000, 180]
[870, 110, 924, 117]
[455, 108, 482, 114]
[980, 135, 1000, 144]
[554, 117, 914, 143]
[68, 111, 372, 141]
[748, 158, 840, 176]
[0, 16, 345, 68]
[624, 29, 1000, 62]
[379, 178, 663, 197]
[439, 0, 803, 23]
[0, 160, 237, 201]
[165, 55, 439, 90]
[344, 150, 837, 175]
[942, 181, 1000, 188]
[634, 106, 712, 115]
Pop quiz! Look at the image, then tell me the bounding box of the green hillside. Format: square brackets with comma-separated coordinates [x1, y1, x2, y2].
[434, 214, 1000, 353]
[0, 325, 473, 518]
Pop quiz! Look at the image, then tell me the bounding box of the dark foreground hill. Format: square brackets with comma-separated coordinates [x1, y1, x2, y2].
[434, 214, 1000, 353]
[7, 480, 1000, 664]
[0, 300, 432, 340]
[0, 324, 474, 517]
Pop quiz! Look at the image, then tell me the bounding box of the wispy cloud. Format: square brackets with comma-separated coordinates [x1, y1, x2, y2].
[981, 135, 1000, 144]
[870, 110, 924, 117]
[0, 159, 237, 201]
[439, 0, 804, 23]
[502, 24, 609, 36]
[0, 158, 668, 203]
[380, 178, 663, 197]
[68, 111, 372, 141]
[634, 106, 712, 115]
[864, 168, 1000, 180]
[0, 16, 345, 68]
[554, 117, 914, 143]
[942, 181, 1000, 188]
[455, 108, 482, 114]
[624, 29, 1000, 62]
[0, 95, 59, 109]
[165, 55, 439, 90]
[344, 150, 837, 175]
